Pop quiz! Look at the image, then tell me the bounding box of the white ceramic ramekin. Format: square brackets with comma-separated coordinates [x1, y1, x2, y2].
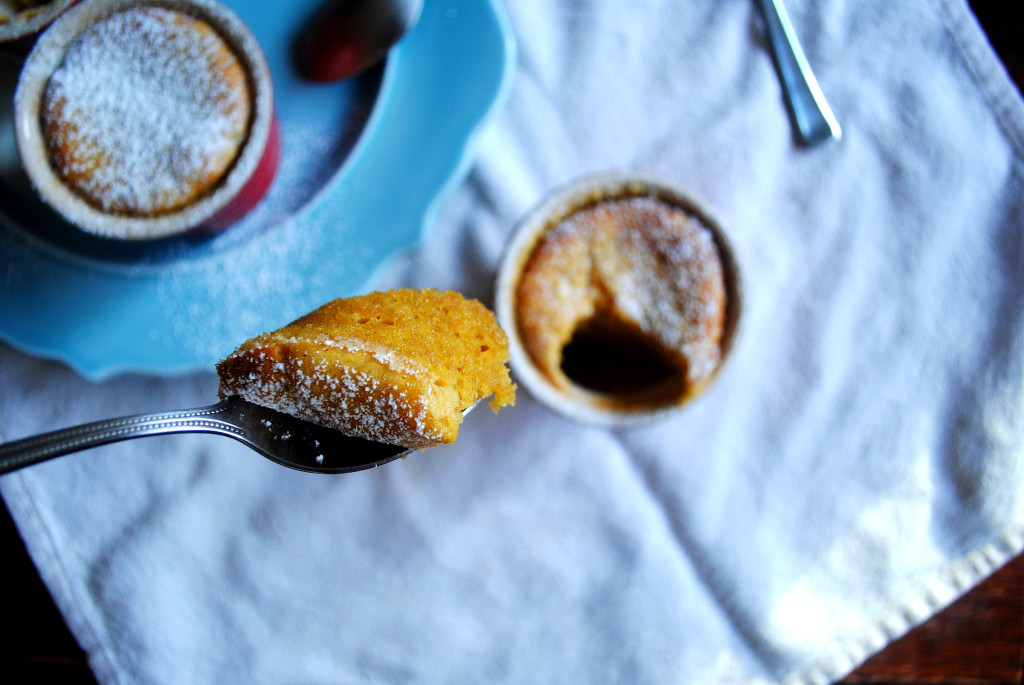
[495, 172, 743, 427]
[13, 0, 279, 240]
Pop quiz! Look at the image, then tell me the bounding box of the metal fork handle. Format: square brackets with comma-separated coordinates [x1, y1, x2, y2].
[756, 0, 841, 146]
[0, 400, 239, 475]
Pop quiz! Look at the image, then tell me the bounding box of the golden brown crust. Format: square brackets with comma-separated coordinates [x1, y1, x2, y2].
[217, 289, 516, 449]
[515, 195, 726, 406]
[41, 6, 251, 217]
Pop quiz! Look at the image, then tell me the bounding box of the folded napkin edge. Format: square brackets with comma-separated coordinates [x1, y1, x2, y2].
[944, 0, 1024, 160]
[784, 524, 1024, 685]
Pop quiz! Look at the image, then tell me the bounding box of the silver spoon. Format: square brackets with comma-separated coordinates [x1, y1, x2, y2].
[755, 0, 841, 146]
[0, 395, 469, 475]
[297, 0, 424, 82]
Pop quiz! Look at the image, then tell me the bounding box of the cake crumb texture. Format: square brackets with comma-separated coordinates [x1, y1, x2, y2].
[217, 289, 516, 449]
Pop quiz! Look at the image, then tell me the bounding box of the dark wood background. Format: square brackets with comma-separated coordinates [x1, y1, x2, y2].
[2, 1, 1023, 683]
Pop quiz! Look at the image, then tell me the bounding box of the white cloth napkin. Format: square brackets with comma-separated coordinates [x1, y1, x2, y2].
[3, 0, 1024, 683]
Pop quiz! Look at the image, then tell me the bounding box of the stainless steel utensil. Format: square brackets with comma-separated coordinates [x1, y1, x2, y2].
[0, 395, 463, 475]
[756, 0, 841, 146]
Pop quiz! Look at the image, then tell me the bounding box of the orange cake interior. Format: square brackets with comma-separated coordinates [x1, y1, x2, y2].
[217, 289, 516, 449]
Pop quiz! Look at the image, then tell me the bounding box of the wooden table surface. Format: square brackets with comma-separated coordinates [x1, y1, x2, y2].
[2, 2, 1023, 683]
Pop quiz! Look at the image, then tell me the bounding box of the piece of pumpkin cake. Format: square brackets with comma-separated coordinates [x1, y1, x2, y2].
[216, 289, 516, 449]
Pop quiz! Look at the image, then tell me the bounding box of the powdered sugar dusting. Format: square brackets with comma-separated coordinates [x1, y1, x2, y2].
[519, 194, 727, 388]
[599, 197, 725, 382]
[41, 7, 251, 216]
[270, 334, 431, 381]
[220, 342, 443, 449]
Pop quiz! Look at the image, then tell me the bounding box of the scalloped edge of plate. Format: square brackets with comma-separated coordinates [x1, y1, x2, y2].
[0, 0, 517, 380]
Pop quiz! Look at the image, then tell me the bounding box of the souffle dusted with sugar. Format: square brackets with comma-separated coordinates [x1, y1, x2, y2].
[41, 6, 252, 217]
[496, 174, 742, 427]
[14, 0, 278, 240]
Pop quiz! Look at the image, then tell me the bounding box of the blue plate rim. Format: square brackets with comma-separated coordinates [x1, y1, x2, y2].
[0, 0, 517, 381]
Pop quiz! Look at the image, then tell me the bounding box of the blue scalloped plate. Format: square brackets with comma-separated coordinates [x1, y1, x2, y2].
[0, 0, 515, 379]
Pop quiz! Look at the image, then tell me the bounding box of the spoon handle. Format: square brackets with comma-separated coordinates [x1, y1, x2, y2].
[0, 402, 240, 475]
[756, 0, 841, 146]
